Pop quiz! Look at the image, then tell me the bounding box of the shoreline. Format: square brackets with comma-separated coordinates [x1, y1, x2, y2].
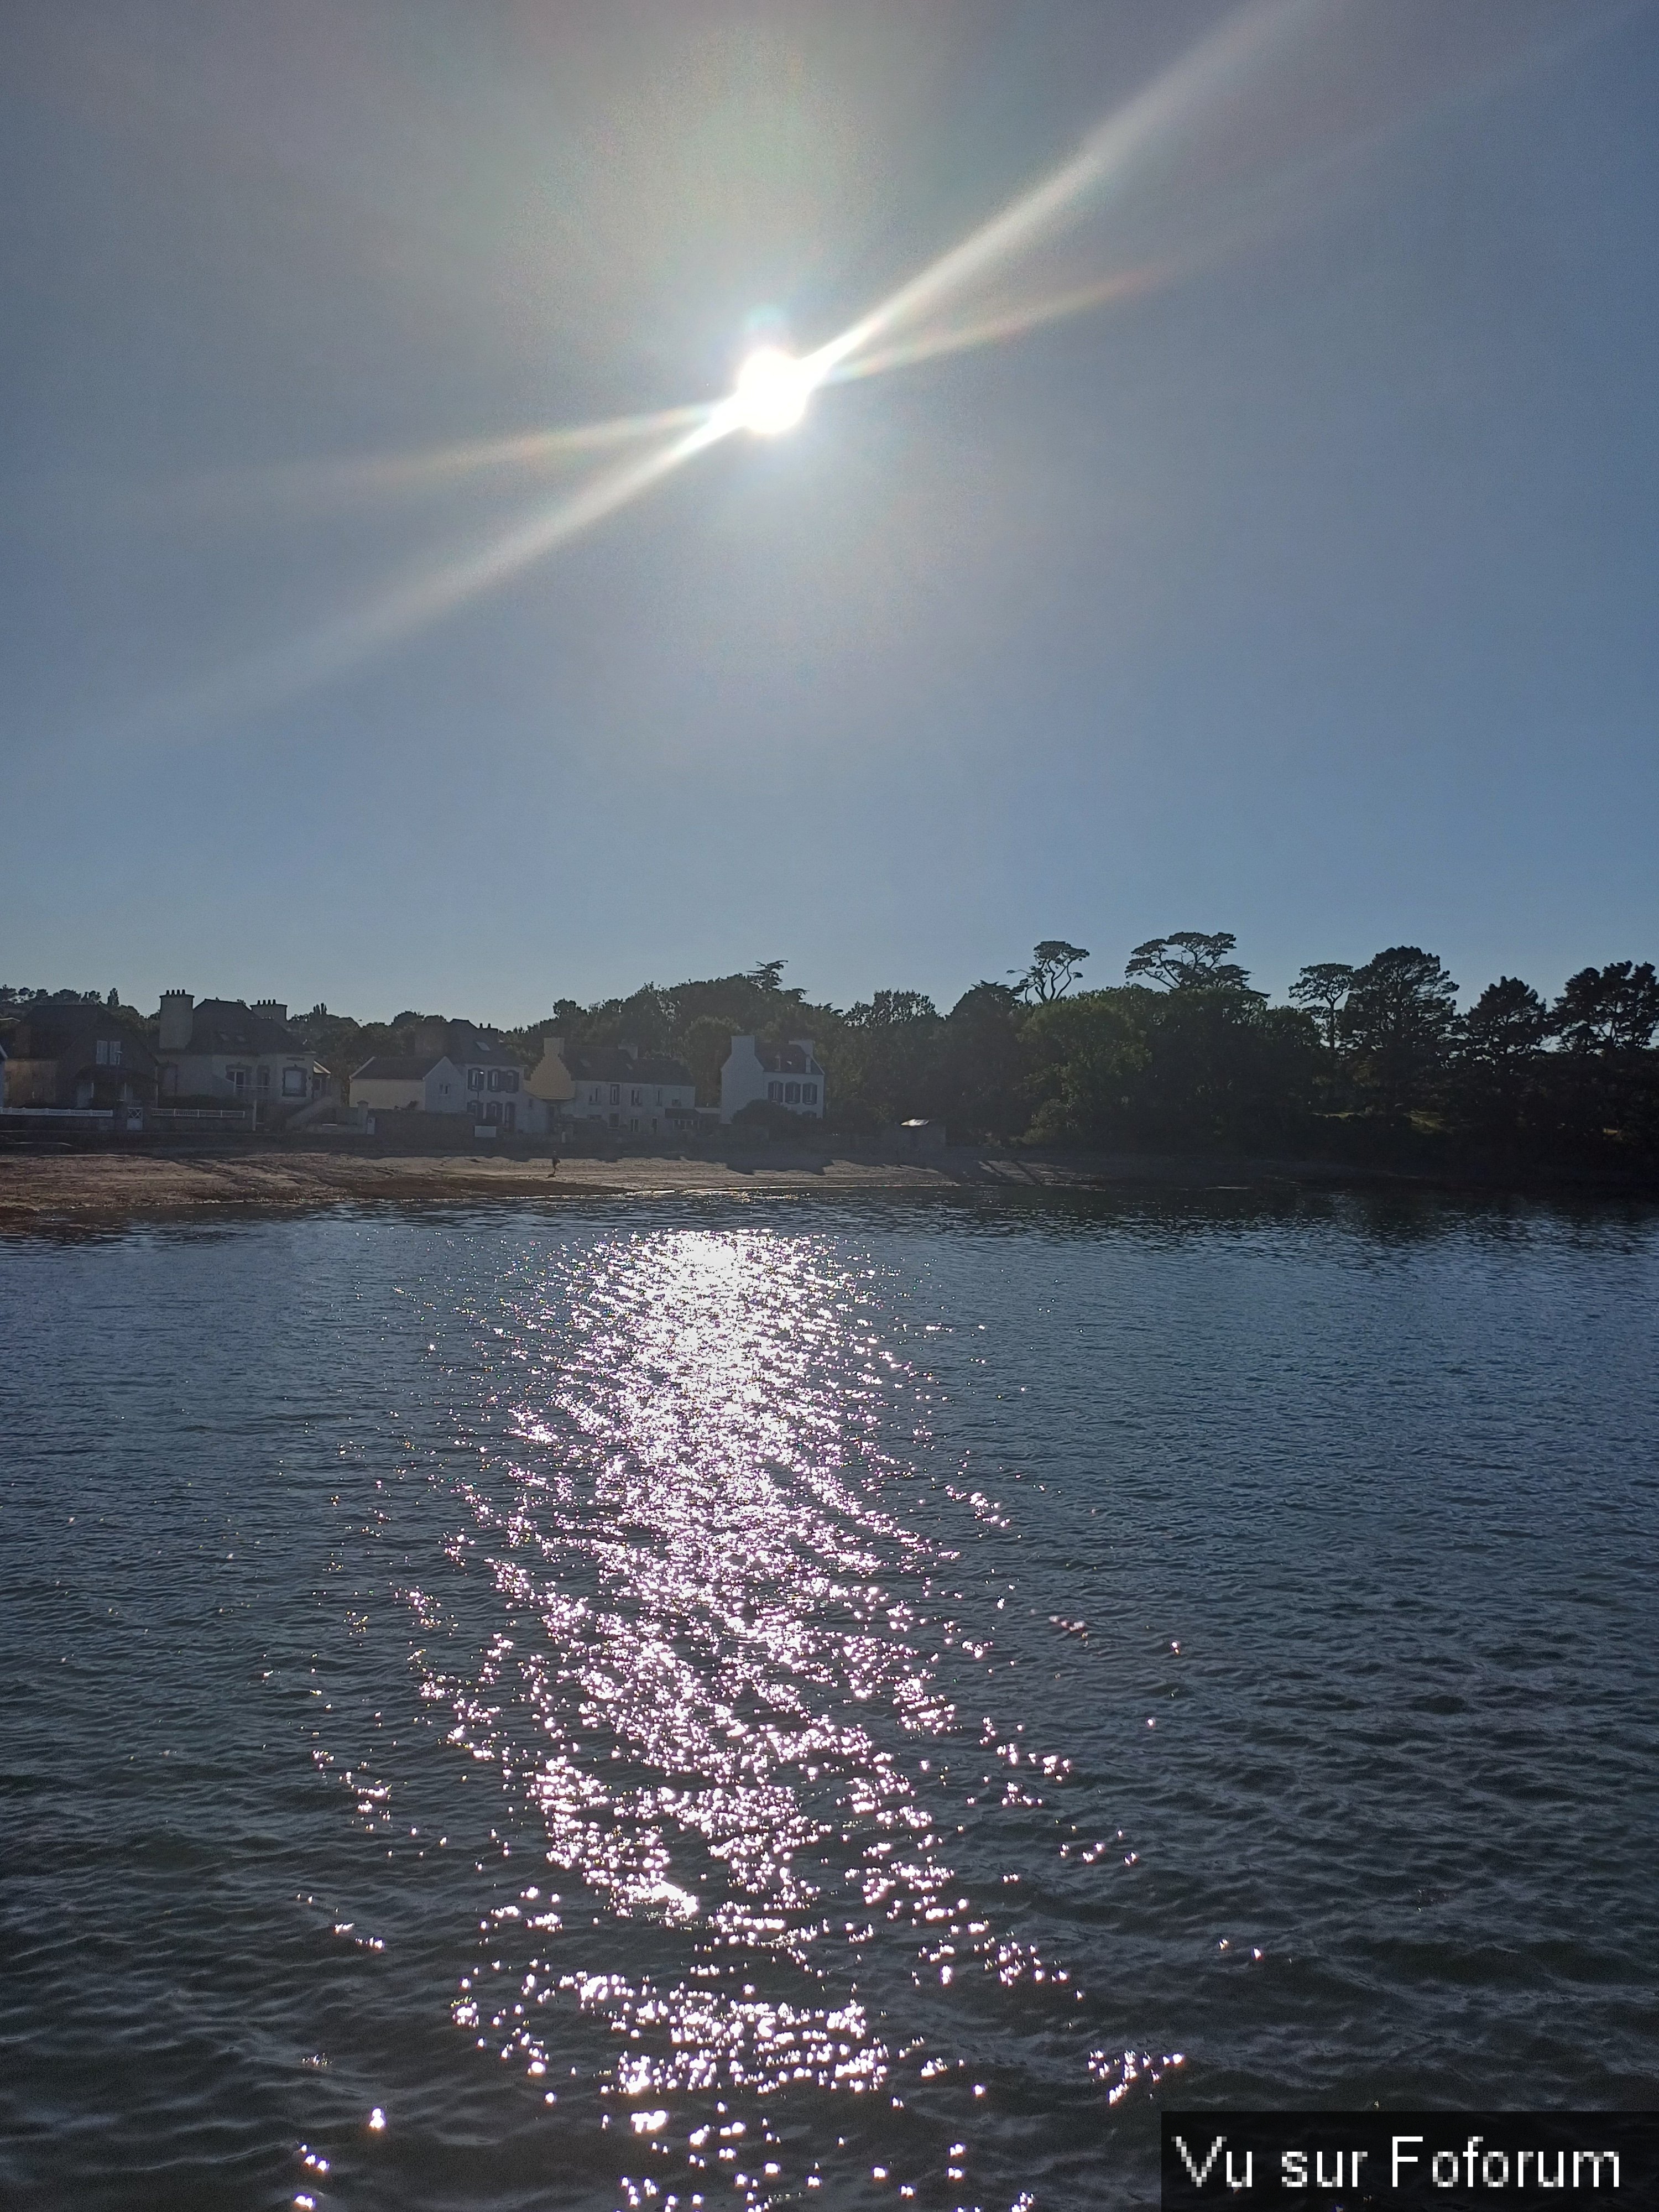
[1, 1142, 1653, 1232]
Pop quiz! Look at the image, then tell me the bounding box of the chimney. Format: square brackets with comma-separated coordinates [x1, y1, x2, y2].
[533, 1034, 575, 1102]
[159, 991, 194, 1053]
[253, 999, 288, 1027]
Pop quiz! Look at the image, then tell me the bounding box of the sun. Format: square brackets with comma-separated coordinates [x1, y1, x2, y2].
[728, 346, 815, 436]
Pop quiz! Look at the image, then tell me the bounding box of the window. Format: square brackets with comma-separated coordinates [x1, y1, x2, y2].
[281, 1066, 306, 1097]
[610, 1084, 620, 1105]
[228, 1066, 249, 1095]
[629, 1117, 639, 1133]
[785, 1082, 800, 1104]
[487, 1069, 501, 1091]
[257, 1065, 272, 1094]
[768, 1081, 782, 1102]
[486, 1100, 502, 1123]
[503, 1103, 516, 1131]
[804, 1083, 817, 1104]
[503, 1070, 519, 1094]
[468, 1068, 484, 1091]
[96, 1038, 122, 1067]
[630, 1089, 641, 1107]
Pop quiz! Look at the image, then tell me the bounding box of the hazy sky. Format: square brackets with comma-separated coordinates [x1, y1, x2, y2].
[3, 0, 1656, 1024]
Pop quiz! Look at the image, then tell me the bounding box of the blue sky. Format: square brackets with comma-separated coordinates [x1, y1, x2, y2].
[3, 0, 1656, 1024]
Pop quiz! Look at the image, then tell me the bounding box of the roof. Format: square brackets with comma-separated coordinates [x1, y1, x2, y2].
[6, 1007, 155, 1064]
[431, 1022, 518, 1067]
[751, 1041, 818, 1074]
[352, 1054, 448, 1082]
[567, 1048, 694, 1086]
[173, 998, 306, 1056]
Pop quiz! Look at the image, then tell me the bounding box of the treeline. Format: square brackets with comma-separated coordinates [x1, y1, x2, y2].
[12, 933, 1658, 1167]
[1011, 937, 1659, 1166]
[295, 932, 1659, 1167]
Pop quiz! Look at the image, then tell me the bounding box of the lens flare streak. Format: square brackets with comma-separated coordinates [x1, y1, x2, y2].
[119, 417, 725, 739]
[111, 0, 1543, 739]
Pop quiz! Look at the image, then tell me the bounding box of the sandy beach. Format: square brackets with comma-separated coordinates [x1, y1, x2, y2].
[4, 1142, 1647, 1233]
[0, 1142, 1349, 1232]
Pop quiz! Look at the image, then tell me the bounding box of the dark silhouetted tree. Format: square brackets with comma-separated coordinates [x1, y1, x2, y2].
[833, 992, 943, 1125]
[1289, 962, 1355, 1053]
[1341, 947, 1458, 1119]
[1026, 987, 1317, 1151]
[679, 1016, 736, 1106]
[938, 983, 1031, 1138]
[1547, 962, 1659, 1157]
[1125, 932, 1258, 995]
[1454, 977, 1551, 1144]
[1552, 963, 1659, 1056]
[1014, 941, 1089, 1003]
[846, 991, 938, 1030]
[1462, 977, 1549, 1068]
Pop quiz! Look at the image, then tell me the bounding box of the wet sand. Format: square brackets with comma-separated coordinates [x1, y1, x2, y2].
[6, 1141, 1640, 1232]
[0, 1143, 1349, 1230]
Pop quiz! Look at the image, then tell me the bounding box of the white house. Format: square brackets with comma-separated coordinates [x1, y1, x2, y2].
[347, 1019, 540, 1132]
[719, 1036, 826, 1123]
[533, 1038, 697, 1139]
[348, 1053, 465, 1115]
[155, 994, 327, 1121]
[412, 1020, 534, 1130]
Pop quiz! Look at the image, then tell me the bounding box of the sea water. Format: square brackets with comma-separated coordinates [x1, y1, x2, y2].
[3, 1191, 1657, 2210]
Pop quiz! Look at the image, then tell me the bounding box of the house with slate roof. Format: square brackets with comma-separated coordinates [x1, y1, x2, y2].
[531, 1036, 697, 1138]
[719, 1036, 826, 1123]
[347, 1053, 466, 1116]
[155, 993, 328, 1122]
[418, 1019, 528, 1130]
[349, 1020, 534, 1131]
[1, 1000, 157, 1113]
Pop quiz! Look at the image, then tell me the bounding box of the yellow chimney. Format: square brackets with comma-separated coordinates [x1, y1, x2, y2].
[528, 1035, 575, 1103]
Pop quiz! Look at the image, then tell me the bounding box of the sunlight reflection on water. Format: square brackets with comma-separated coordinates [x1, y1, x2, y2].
[408, 1229, 1063, 2152]
[6, 1196, 1659, 2211]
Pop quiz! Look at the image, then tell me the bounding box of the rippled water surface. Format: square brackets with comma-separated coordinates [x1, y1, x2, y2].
[3, 1192, 1658, 2210]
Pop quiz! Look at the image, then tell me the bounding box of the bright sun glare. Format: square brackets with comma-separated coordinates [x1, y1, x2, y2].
[729, 346, 814, 436]
[126, 0, 1385, 735]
